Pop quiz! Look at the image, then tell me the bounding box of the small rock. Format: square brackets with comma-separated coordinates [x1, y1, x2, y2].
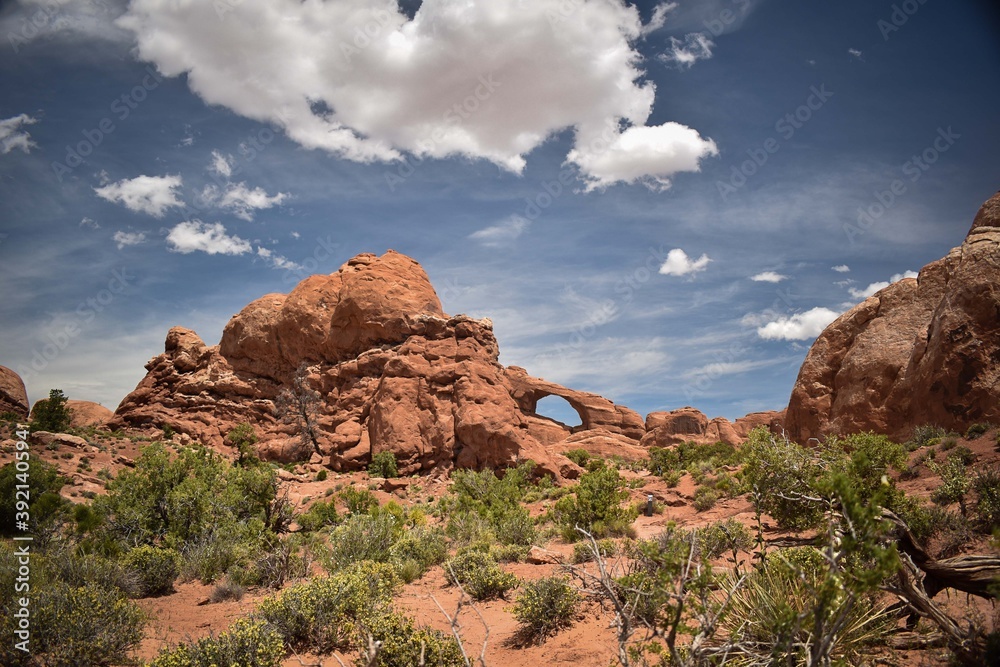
[527, 545, 563, 565]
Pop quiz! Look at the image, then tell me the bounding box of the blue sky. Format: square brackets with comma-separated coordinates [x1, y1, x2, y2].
[1, 0, 998, 425]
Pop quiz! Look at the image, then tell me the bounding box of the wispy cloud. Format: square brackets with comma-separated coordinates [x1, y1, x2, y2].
[203, 182, 288, 221]
[0, 114, 38, 154]
[641, 2, 678, 36]
[468, 215, 530, 247]
[659, 32, 714, 69]
[112, 231, 146, 249]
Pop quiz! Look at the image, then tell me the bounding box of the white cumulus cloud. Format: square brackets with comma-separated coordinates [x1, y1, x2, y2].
[468, 215, 530, 247]
[118, 0, 717, 189]
[257, 246, 302, 271]
[832, 265, 851, 273]
[756, 307, 842, 341]
[659, 248, 711, 277]
[112, 230, 146, 249]
[166, 220, 252, 255]
[0, 114, 38, 154]
[94, 174, 184, 217]
[848, 270, 917, 299]
[750, 271, 787, 283]
[659, 32, 714, 69]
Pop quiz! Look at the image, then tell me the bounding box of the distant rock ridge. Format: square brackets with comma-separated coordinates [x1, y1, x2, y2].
[786, 189, 1000, 443]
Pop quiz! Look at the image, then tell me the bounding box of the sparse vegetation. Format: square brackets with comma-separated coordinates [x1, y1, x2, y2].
[513, 576, 580, 641]
[444, 549, 518, 600]
[966, 422, 993, 440]
[368, 450, 399, 478]
[552, 461, 637, 540]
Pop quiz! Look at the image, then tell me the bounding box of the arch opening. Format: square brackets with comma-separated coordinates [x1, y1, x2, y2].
[534, 394, 584, 428]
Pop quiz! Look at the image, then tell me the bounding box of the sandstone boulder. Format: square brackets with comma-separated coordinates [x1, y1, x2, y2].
[786, 190, 1000, 443]
[0, 365, 29, 419]
[640, 407, 742, 448]
[66, 401, 114, 428]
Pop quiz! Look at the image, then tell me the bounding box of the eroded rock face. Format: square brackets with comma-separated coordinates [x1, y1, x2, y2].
[639, 407, 747, 448]
[114, 251, 637, 477]
[786, 190, 1000, 443]
[0, 365, 29, 419]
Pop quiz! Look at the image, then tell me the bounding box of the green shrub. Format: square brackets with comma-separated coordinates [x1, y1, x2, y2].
[974, 466, 1000, 533]
[315, 469, 328, 482]
[28, 582, 146, 667]
[906, 424, 946, 450]
[148, 617, 283, 667]
[695, 519, 754, 560]
[571, 538, 618, 564]
[552, 463, 638, 541]
[361, 611, 465, 667]
[30, 389, 72, 433]
[325, 512, 401, 570]
[368, 451, 399, 478]
[492, 505, 536, 546]
[930, 451, 972, 516]
[255, 561, 398, 653]
[444, 550, 518, 601]
[563, 448, 591, 467]
[513, 576, 579, 640]
[721, 549, 892, 665]
[662, 469, 682, 487]
[740, 428, 824, 530]
[123, 545, 180, 597]
[297, 499, 340, 532]
[0, 457, 69, 536]
[44, 549, 143, 598]
[388, 525, 447, 574]
[693, 486, 718, 512]
[339, 487, 378, 515]
[965, 422, 993, 440]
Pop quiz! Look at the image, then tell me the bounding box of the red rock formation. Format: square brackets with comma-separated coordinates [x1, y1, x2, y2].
[0, 365, 29, 419]
[786, 191, 1000, 443]
[638, 406, 760, 448]
[115, 251, 669, 477]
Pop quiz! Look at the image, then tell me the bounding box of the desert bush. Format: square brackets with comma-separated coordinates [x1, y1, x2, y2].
[388, 525, 447, 576]
[907, 424, 947, 450]
[361, 611, 465, 667]
[0, 457, 69, 536]
[368, 450, 399, 478]
[148, 617, 283, 667]
[552, 462, 637, 541]
[315, 469, 328, 481]
[513, 576, 580, 640]
[662, 469, 682, 487]
[210, 577, 246, 603]
[255, 561, 398, 653]
[693, 485, 718, 512]
[444, 550, 518, 601]
[297, 499, 340, 532]
[571, 538, 618, 564]
[563, 448, 591, 467]
[965, 422, 993, 440]
[741, 428, 824, 530]
[43, 549, 143, 597]
[930, 451, 972, 516]
[122, 544, 180, 597]
[695, 518, 754, 560]
[444, 509, 495, 547]
[338, 487, 378, 515]
[447, 463, 536, 545]
[974, 466, 1000, 532]
[721, 549, 893, 666]
[27, 582, 146, 667]
[324, 512, 401, 570]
